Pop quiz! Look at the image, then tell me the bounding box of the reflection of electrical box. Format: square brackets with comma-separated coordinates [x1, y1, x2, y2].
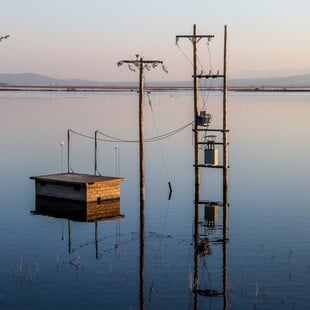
[204, 204, 219, 222]
[204, 148, 218, 165]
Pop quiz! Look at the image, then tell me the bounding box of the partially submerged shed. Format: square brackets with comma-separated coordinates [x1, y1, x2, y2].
[30, 173, 124, 203]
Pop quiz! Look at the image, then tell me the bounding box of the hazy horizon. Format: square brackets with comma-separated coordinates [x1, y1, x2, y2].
[1, 1, 310, 82]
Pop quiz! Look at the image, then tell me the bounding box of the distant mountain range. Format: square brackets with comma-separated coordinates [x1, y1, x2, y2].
[1, 72, 310, 88]
[0, 73, 105, 87]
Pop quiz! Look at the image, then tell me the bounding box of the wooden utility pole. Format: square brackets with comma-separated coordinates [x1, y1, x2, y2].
[176, 25, 215, 301]
[117, 56, 166, 308]
[222, 25, 229, 242]
[193, 24, 199, 207]
[138, 58, 145, 210]
[222, 26, 229, 308]
[67, 129, 70, 173]
[117, 56, 164, 209]
[176, 25, 214, 230]
[178, 25, 229, 305]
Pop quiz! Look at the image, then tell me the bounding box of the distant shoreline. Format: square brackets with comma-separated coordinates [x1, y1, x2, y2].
[1, 85, 310, 92]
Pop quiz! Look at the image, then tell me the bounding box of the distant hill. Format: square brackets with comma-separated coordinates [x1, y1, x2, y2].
[1, 72, 310, 88]
[0, 73, 105, 86]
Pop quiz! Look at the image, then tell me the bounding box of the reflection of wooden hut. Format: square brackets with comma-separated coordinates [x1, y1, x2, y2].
[30, 173, 124, 221]
[33, 196, 124, 222]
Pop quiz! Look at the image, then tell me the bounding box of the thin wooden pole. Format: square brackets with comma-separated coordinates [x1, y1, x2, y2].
[193, 24, 200, 239]
[68, 220, 72, 253]
[139, 57, 145, 224]
[139, 57, 145, 309]
[193, 24, 199, 200]
[67, 129, 70, 173]
[223, 238, 228, 309]
[95, 221, 99, 259]
[140, 215, 145, 310]
[193, 25, 200, 306]
[222, 25, 229, 308]
[223, 25, 229, 241]
[94, 130, 98, 175]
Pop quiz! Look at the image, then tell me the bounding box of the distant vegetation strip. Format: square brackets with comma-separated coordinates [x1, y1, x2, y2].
[1, 85, 310, 92]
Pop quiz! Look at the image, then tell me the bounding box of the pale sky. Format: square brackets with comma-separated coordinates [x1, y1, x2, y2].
[1, 0, 310, 82]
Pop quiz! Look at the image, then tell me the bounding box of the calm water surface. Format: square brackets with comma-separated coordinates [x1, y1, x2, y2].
[0, 90, 309, 309]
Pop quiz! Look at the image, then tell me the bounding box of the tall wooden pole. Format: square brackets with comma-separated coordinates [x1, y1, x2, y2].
[117, 56, 164, 211]
[192, 24, 200, 298]
[193, 24, 200, 222]
[94, 130, 98, 175]
[176, 25, 214, 236]
[176, 27, 215, 300]
[67, 129, 70, 173]
[139, 57, 145, 215]
[138, 58, 145, 310]
[139, 208, 145, 310]
[117, 56, 164, 309]
[223, 25, 228, 241]
[222, 25, 229, 308]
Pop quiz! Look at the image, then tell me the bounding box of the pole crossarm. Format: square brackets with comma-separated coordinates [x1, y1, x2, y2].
[117, 56, 167, 73]
[194, 74, 224, 79]
[176, 34, 214, 44]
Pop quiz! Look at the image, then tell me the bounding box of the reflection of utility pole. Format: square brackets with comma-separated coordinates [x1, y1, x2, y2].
[68, 220, 72, 254]
[117, 55, 167, 310]
[60, 141, 64, 173]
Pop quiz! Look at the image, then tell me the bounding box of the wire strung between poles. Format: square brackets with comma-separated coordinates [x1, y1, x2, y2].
[68, 123, 192, 144]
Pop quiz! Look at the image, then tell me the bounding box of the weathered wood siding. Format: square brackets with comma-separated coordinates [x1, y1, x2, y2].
[86, 179, 122, 202]
[35, 181, 86, 201]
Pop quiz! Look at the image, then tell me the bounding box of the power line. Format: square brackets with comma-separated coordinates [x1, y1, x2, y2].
[68, 122, 192, 144]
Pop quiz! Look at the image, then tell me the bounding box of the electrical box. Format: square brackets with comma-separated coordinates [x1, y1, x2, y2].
[204, 148, 218, 165]
[203, 135, 218, 165]
[197, 111, 212, 127]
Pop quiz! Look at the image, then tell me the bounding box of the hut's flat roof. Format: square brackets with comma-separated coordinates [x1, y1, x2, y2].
[30, 173, 124, 185]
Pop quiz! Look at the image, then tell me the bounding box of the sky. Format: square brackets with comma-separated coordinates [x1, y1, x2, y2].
[1, 0, 310, 82]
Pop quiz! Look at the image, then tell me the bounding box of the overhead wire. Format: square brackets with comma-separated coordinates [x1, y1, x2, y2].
[199, 40, 214, 112]
[198, 40, 215, 148]
[69, 123, 192, 144]
[175, 40, 193, 66]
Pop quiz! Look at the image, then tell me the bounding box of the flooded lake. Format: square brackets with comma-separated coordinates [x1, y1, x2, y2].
[0, 90, 309, 309]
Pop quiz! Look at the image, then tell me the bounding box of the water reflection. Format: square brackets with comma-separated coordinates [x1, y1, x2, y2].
[33, 196, 124, 222]
[193, 191, 229, 308]
[32, 196, 124, 259]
